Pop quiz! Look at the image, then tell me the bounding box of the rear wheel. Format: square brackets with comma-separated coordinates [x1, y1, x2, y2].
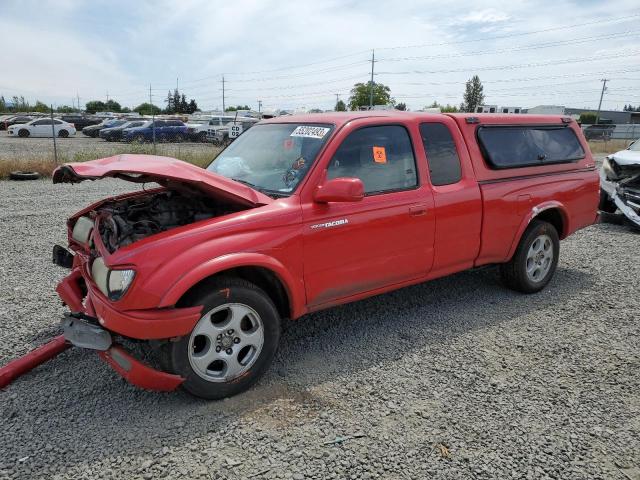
[197, 131, 208, 142]
[18, 129, 29, 138]
[500, 219, 559, 293]
[173, 133, 185, 143]
[58, 129, 69, 138]
[165, 278, 281, 399]
[134, 134, 146, 143]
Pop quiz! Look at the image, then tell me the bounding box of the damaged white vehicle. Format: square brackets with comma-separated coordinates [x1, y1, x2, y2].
[600, 139, 640, 229]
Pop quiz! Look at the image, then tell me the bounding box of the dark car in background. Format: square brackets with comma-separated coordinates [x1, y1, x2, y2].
[99, 120, 147, 141]
[584, 124, 616, 140]
[82, 119, 126, 137]
[1, 115, 33, 130]
[60, 115, 103, 131]
[121, 120, 188, 143]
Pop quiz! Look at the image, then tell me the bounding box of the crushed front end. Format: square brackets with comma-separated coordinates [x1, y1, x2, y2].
[52, 192, 211, 392]
[600, 155, 640, 228]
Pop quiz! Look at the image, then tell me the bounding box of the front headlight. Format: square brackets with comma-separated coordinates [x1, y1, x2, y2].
[107, 269, 136, 300]
[91, 257, 135, 301]
[602, 157, 618, 181]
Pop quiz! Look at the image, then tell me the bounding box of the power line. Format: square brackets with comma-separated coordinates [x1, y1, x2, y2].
[377, 30, 640, 62]
[376, 51, 640, 76]
[376, 12, 640, 51]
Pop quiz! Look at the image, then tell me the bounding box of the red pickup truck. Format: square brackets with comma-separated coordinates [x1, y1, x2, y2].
[52, 112, 599, 399]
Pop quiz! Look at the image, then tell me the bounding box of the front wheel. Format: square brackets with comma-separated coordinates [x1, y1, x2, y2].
[165, 278, 281, 399]
[500, 219, 559, 293]
[18, 129, 30, 138]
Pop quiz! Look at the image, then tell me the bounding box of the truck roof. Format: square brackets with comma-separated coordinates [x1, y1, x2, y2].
[260, 111, 573, 128]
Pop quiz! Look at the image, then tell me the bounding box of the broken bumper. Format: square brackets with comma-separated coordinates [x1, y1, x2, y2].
[56, 266, 201, 392]
[61, 314, 185, 392]
[600, 169, 640, 227]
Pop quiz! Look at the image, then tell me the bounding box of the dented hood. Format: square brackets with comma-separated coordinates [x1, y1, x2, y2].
[52, 154, 273, 207]
[609, 149, 640, 166]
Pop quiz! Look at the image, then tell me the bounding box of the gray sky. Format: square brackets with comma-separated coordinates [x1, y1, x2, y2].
[0, 0, 638, 112]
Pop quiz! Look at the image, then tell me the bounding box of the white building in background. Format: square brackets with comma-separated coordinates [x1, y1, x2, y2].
[525, 105, 565, 115]
[476, 105, 522, 113]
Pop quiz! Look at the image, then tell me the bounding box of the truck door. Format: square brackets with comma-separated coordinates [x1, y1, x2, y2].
[301, 122, 436, 308]
[418, 119, 482, 275]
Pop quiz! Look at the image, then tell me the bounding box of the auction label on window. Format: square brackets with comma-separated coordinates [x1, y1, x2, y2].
[290, 126, 330, 139]
[373, 146, 387, 163]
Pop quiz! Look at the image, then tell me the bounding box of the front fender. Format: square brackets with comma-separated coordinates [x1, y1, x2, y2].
[158, 252, 306, 319]
[506, 201, 570, 261]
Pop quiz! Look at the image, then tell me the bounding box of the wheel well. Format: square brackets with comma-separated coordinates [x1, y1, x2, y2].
[534, 208, 565, 238]
[176, 267, 291, 319]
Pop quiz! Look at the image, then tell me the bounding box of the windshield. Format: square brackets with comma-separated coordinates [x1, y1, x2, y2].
[207, 123, 333, 196]
[629, 140, 640, 151]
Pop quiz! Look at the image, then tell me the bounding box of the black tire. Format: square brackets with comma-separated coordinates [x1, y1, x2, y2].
[500, 219, 560, 294]
[18, 129, 29, 138]
[173, 133, 185, 143]
[165, 277, 281, 400]
[197, 131, 208, 143]
[134, 134, 146, 143]
[58, 129, 69, 138]
[9, 171, 40, 181]
[598, 188, 617, 214]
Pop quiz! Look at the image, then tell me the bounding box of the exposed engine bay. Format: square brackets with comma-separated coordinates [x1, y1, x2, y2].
[600, 154, 640, 229]
[94, 189, 244, 252]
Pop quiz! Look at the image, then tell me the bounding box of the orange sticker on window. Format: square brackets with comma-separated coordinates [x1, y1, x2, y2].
[373, 146, 387, 163]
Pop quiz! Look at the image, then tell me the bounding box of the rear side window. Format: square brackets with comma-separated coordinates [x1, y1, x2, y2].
[327, 125, 417, 195]
[478, 126, 585, 169]
[420, 123, 462, 186]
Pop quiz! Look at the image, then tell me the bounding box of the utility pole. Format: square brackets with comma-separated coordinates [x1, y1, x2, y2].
[106, 91, 109, 103]
[222, 75, 226, 113]
[368, 49, 375, 110]
[77, 93, 80, 112]
[595, 79, 609, 125]
[150, 84, 156, 153]
[257, 99, 262, 113]
[50, 105, 58, 164]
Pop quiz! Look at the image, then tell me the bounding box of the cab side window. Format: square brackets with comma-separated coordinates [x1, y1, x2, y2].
[420, 123, 462, 186]
[327, 125, 417, 195]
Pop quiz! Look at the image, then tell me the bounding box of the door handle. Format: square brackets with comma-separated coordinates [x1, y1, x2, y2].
[409, 204, 427, 216]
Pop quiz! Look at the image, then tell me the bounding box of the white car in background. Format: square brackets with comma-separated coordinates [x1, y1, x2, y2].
[7, 118, 76, 138]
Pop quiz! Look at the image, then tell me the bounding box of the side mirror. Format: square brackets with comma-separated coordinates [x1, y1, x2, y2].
[314, 177, 364, 203]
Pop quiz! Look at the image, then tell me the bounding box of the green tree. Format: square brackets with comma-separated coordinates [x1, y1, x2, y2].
[33, 101, 50, 113]
[427, 101, 459, 113]
[85, 100, 107, 114]
[179, 94, 188, 113]
[56, 105, 76, 113]
[461, 75, 485, 113]
[225, 105, 251, 112]
[335, 99, 346, 111]
[395, 102, 407, 111]
[11, 96, 31, 112]
[308, 108, 323, 113]
[0, 96, 6, 112]
[348, 82, 393, 110]
[579, 112, 597, 124]
[105, 100, 121, 112]
[121, 106, 132, 113]
[133, 102, 161, 115]
[165, 90, 175, 113]
[187, 99, 198, 114]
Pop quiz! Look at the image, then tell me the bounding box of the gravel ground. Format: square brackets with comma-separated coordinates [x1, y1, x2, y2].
[0, 177, 639, 480]
[0, 131, 217, 162]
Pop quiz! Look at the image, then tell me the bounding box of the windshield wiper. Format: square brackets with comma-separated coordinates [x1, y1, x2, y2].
[231, 178, 290, 199]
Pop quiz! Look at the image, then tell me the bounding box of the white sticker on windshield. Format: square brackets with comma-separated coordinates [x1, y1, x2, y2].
[290, 126, 330, 139]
